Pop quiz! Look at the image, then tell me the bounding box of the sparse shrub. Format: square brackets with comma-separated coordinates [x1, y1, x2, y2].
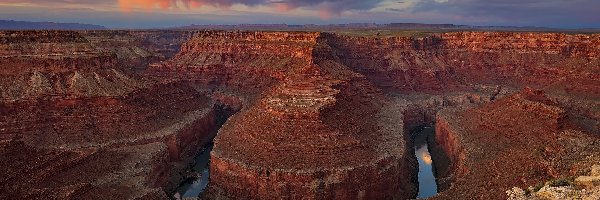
[533, 182, 545, 192]
[548, 178, 572, 187]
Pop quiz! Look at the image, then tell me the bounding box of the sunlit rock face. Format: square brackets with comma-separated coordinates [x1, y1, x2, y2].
[1, 29, 599, 200]
[204, 32, 417, 199]
[326, 32, 600, 94]
[149, 31, 321, 88]
[433, 88, 600, 200]
[0, 30, 226, 199]
[154, 31, 599, 199]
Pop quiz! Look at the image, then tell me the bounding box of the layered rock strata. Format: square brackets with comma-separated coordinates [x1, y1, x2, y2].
[0, 30, 200, 102]
[0, 30, 238, 199]
[1, 30, 599, 200]
[0, 82, 231, 198]
[81, 30, 199, 72]
[205, 34, 417, 199]
[0, 31, 146, 101]
[150, 31, 320, 88]
[432, 89, 600, 199]
[326, 32, 600, 94]
[154, 31, 599, 199]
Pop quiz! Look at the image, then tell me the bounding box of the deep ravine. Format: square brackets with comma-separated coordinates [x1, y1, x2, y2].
[414, 126, 438, 199]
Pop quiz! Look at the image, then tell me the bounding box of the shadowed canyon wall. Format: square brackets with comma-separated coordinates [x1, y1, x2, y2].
[326, 32, 600, 94]
[322, 32, 600, 199]
[160, 31, 598, 199]
[150, 31, 321, 88]
[0, 30, 599, 199]
[0, 30, 242, 199]
[432, 89, 599, 199]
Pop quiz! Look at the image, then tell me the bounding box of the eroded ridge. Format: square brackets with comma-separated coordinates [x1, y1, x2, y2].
[433, 88, 600, 199]
[1, 30, 599, 200]
[327, 32, 600, 94]
[0, 30, 153, 101]
[150, 31, 321, 88]
[206, 33, 416, 199]
[0, 30, 238, 199]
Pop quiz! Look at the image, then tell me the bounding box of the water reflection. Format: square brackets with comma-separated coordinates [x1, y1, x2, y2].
[181, 168, 209, 197]
[414, 127, 438, 199]
[420, 149, 433, 165]
[174, 143, 213, 199]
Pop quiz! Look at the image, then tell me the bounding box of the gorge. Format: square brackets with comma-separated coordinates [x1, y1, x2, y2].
[0, 29, 598, 200]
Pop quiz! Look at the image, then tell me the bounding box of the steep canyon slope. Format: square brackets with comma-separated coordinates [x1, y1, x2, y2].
[0, 30, 234, 199]
[0, 30, 599, 200]
[155, 31, 600, 200]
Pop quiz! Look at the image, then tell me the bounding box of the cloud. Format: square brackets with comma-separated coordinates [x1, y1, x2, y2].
[0, 0, 598, 28]
[2, 0, 388, 19]
[115, 0, 388, 16]
[420, 151, 432, 165]
[117, 0, 263, 10]
[0, 0, 108, 5]
[409, 0, 600, 26]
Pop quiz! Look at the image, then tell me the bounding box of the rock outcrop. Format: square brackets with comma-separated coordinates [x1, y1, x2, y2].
[149, 31, 320, 88]
[432, 88, 600, 199]
[0, 30, 201, 102]
[506, 164, 600, 200]
[0, 31, 144, 101]
[326, 32, 600, 94]
[1, 29, 599, 200]
[204, 33, 417, 199]
[0, 81, 231, 198]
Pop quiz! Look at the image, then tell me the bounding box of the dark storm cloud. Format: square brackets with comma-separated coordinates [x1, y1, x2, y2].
[410, 0, 600, 26]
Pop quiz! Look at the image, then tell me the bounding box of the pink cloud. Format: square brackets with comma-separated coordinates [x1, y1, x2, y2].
[115, 0, 372, 19]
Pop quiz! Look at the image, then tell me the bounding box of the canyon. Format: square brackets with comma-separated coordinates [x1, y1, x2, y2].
[0, 29, 598, 200]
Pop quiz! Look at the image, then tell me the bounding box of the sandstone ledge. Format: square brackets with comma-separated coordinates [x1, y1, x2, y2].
[432, 89, 600, 200]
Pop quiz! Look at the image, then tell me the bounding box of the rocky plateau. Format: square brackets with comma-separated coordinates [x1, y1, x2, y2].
[0, 30, 598, 200]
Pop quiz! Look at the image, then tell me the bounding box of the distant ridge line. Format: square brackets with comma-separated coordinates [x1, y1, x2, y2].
[173, 23, 600, 32]
[0, 20, 106, 30]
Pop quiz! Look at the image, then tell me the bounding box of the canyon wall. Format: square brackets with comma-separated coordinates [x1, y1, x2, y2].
[0, 81, 240, 199]
[202, 32, 417, 199]
[327, 32, 600, 94]
[0, 30, 201, 102]
[432, 89, 600, 199]
[0, 31, 141, 101]
[155, 31, 599, 199]
[325, 32, 599, 199]
[0, 79, 226, 196]
[1, 30, 599, 200]
[150, 31, 320, 88]
[82, 30, 199, 71]
[0, 30, 240, 199]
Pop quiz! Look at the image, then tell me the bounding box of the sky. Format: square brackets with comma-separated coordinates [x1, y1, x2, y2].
[0, 0, 599, 28]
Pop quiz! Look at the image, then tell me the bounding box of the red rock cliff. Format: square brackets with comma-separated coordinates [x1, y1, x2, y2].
[0, 31, 152, 101]
[432, 88, 600, 200]
[327, 32, 600, 94]
[205, 32, 417, 199]
[149, 31, 320, 88]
